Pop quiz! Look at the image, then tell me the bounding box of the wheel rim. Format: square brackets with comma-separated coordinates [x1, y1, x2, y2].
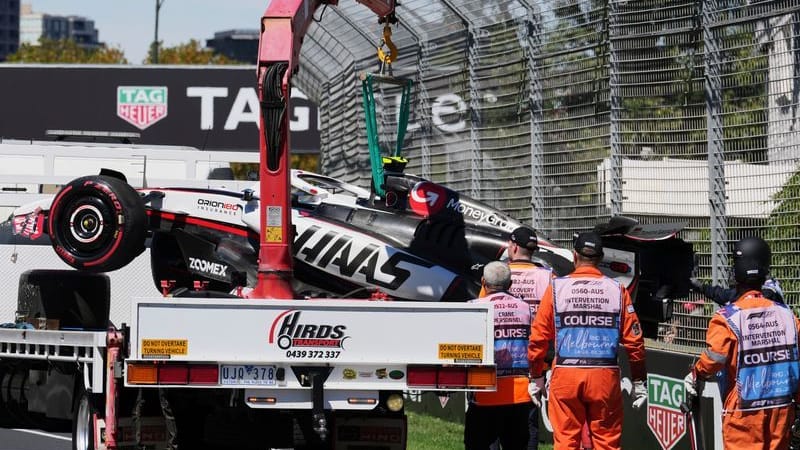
[56, 196, 115, 256]
[69, 204, 106, 244]
[74, 395, 92, 450]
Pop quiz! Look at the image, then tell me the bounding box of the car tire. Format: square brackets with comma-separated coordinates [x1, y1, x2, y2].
[49, 175, 146, 272]
[18, 270, 110, 330]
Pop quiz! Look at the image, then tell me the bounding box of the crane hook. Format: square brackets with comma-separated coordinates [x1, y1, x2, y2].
[377, 23, 398, 71]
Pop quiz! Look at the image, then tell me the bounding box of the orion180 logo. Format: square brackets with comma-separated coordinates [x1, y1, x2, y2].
[269, 311, 349, 350]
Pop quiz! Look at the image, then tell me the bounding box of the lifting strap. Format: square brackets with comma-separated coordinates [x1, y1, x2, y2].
[360, 72, 412, 198]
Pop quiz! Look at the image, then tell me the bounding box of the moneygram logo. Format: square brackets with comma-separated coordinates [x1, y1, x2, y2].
[647, 374, 686, 450]
[409, 182, 447, 216]
[117, 86, 168, 130]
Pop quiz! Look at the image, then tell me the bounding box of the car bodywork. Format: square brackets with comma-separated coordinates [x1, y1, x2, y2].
[5, 169, 692, 333]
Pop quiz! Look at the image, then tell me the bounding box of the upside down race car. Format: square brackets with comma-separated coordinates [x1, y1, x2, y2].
[5, 169, 692, 332]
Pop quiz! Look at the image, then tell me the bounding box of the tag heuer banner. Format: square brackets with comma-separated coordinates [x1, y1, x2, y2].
[117, 86, 168, 130]
[647, 374, 687, 450]
[0, 65, 319, 153]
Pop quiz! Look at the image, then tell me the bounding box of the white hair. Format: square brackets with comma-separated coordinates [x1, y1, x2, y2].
[483, 261, 511, 290]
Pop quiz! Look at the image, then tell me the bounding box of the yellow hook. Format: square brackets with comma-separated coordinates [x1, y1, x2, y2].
[377, 23, 398, 65]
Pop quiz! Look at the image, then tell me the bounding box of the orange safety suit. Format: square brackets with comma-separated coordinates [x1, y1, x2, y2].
[479, 261, 554, 450]
[528, 266, 646, 450]
[466, 291, 534, 450]
[693, 290, 800, 450]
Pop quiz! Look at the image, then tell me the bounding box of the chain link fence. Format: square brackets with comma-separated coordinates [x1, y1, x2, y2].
[299, 0, 800, 351]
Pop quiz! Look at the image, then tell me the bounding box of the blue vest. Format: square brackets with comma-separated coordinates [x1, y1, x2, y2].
[552, 276, 622, 368]
[720, 299, 800, 410]
[473, 291, 531, 376]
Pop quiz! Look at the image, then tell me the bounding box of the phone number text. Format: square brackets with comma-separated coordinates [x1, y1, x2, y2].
[285, 350, 341, 359]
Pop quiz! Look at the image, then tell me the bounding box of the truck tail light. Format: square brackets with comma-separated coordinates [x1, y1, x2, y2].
[437, 367, 467, 387]
[467, 366, 496, 388]
[158, 365, 189, 384]
[128, 364, 157, 384]
[189, 365, 219, 385]
[407, 365, 496, 389]
[406, 366, 437, 387]
[128, 363, 219, 385]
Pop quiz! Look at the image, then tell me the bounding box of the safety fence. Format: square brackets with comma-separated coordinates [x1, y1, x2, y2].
[299, 0, 800, 351]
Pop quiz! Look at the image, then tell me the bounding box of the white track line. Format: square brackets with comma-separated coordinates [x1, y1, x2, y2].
[12, 428, 71, 441]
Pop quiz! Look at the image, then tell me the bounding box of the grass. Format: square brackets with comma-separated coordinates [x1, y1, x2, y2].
[407, 411, 553, 450]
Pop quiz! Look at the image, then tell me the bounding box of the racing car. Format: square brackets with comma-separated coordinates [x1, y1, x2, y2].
[5, 168, 692, 334]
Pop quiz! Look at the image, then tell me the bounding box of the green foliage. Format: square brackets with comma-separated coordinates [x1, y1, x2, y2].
[6, 38, 127, 64]
[407, 411, 464, 450]
[146, 39, 239, 65]
[407, 411, 554, 449]
[6, 37, 243, 66]
[764, 169, 800, 308]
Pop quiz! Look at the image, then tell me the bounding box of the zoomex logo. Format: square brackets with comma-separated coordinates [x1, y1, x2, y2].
[188, 257, 228, 277]
[117, 86, 168, 130]
[269, 311, 349, 350]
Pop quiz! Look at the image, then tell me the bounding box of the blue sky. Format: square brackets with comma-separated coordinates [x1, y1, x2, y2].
[27, 0, 267, 64]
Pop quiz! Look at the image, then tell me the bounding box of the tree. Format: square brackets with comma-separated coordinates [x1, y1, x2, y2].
[145, 39, 239, 65]
[764, 169, 800, 309]
[6, 38, 127, 64]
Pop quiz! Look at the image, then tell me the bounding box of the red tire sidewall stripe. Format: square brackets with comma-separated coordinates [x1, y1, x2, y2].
[83, 228, 124, 267]
[50, 180, 127, 268]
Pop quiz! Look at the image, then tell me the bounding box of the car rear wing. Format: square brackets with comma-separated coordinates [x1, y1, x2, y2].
[595, 216, 694, 337]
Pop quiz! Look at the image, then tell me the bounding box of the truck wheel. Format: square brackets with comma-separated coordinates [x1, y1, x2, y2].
[0, 365, 12, 427]
[72, 391, 98, 450]
[49, 175, 146, 273]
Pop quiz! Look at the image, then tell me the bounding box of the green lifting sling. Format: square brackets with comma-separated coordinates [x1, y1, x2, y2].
[360, 72, 413, 198]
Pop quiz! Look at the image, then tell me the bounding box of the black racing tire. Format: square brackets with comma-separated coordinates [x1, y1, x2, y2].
[0, 364, 13, 428]
[48, 175, 146, 273]
[18, 270, 110, 330]
[4, 367, 39, 429]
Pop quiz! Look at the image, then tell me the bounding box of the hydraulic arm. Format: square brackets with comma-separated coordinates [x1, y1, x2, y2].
[252, 0, 397, 298]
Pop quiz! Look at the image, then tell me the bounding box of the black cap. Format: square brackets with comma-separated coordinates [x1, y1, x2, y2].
[573, 231, 604, 257]
[510, 226, 538, 251]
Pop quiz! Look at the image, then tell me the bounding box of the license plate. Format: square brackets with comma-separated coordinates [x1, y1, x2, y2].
[220, 365, 277, 386]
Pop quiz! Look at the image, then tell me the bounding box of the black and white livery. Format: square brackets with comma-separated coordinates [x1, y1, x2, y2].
[6, 168, 692, 329]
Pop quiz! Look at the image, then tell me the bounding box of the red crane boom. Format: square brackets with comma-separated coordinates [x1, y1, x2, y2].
[251, 0, 397, 298]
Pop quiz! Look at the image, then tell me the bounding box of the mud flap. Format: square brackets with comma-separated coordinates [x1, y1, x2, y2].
[95, 416, 167, 450]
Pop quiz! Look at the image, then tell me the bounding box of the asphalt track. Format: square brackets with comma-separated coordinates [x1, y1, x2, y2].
[0, 427, 71, 450]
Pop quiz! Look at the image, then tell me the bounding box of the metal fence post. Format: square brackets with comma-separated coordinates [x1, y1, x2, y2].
[402, 22, 431, 181]
[608, 0, 622, 217]
[520, 1, 545, 232]
[703, 0, 729, 287]
[466, 25, 482, 200]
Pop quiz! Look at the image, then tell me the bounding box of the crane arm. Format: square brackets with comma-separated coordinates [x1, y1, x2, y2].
[251, 0, 396, 298]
